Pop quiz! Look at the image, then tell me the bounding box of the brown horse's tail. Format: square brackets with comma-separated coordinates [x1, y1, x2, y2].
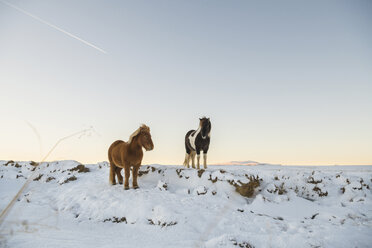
[183, 153, 190, 167]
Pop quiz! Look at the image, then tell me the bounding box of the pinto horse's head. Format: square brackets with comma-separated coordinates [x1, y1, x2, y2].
[138, 125, 154, 151]
[199, 117, 211, 139]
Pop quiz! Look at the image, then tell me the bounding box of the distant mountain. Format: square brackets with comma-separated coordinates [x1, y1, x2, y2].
[211, 160, 278, 166]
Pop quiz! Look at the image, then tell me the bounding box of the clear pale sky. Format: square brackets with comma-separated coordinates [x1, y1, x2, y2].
[0, 0, 371, 165]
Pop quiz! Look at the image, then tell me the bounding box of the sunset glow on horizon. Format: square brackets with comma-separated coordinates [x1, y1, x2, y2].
[0, 0, 371, 166]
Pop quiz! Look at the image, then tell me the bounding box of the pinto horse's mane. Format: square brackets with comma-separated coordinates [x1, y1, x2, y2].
[128, 124, 150, 144]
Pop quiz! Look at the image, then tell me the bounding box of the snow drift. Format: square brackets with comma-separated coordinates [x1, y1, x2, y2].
[0, 160, 371, 248]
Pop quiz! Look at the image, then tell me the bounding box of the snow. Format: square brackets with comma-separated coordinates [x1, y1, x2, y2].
[0, 160, 371, 248]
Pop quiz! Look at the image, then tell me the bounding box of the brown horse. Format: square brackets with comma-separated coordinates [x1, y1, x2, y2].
[108, 124, 154, 190]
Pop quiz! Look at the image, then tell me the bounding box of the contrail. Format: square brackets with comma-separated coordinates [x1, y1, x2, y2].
[0, 0, 107, 54]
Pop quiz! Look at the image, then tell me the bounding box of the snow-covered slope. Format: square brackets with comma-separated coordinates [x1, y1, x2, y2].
[0, 160, 371, 248]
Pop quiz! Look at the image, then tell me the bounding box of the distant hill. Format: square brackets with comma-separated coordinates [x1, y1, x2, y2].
[211, 160, 279, 166]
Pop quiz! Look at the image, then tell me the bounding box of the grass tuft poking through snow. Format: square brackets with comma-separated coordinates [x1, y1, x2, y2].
[229, 175, 261, 197]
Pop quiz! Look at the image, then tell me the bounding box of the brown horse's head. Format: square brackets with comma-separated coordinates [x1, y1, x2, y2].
[138, 125, 154, 151]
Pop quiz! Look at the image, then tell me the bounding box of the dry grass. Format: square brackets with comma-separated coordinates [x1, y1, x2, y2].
[138, 169, 150, 177]
[176, 168, 183, 178]
[61, 176, 77, 184]
[148, 219, 177, 227]
[30, 161, 39, 166]
[229, 175, 261, 198]
[209, 175, 218, 183]
[46, 176, 55, 182]
[68, 164, 89, 173]
[267, 183, 287, 195]
[104, 217, 127, 223]
[313, 186, 328, 197]
[307, 176, 322, 184]
[197, 169, 205, 178]
[4, 160, 14, 166]
[230, 238, 254, 248]
[33, 174, 43, 181]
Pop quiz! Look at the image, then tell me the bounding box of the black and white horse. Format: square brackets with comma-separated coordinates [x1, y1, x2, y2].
[183, 117, 211, 169]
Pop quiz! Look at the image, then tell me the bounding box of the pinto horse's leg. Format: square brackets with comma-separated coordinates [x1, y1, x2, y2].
[191, 151, 196, 169]
[196, 155, 201, 170]
[203, 148, 209, 169]
[203, 153, 207, 169]
[196, 150, 201, 170]
[116, 167, 123, 184]
[109, 163, 116, 185]
[132, 165, 140, 189]
[124, 166, 130, 190]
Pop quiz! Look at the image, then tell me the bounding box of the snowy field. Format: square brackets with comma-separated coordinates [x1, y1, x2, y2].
[0, 160, 371, 248]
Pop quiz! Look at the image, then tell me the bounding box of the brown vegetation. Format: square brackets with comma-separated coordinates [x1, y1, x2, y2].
[68, 164, 90, 173]
[229, 175, 261, 198]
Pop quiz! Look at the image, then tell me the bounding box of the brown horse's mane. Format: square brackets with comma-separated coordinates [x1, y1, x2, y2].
[128, 124, 150, 144]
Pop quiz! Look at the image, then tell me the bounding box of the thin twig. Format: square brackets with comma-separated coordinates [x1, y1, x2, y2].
[0, 127, 93, 228]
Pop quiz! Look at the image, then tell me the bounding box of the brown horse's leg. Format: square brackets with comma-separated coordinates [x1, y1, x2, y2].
[109, 163, 117, 185]
[132, 165, 140, 189]
[124, 166, 130, 190]
[115, 167, 123, 184]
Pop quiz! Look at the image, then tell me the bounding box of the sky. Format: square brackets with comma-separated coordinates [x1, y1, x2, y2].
[0, 0, 371, 165]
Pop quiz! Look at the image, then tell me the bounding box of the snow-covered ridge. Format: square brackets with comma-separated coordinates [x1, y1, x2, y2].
[1, 160, 372, 248]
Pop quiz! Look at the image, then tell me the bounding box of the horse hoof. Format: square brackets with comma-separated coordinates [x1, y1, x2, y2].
[119, 182, 123, 185]
[124, 186, 130, 190]
[133, 186, 139, 189]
